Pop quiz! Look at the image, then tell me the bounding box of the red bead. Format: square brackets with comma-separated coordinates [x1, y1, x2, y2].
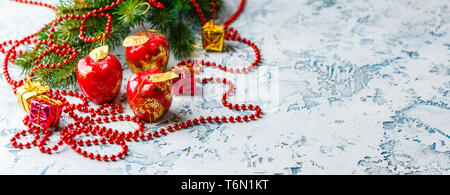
[167, 126, 173, 132]
[146, 133, 152, 139]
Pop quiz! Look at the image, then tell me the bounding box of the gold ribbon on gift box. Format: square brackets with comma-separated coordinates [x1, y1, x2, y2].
[202, 20, 225, 52]
[171, 64, 201, 80]
[16, 78, 50, 113]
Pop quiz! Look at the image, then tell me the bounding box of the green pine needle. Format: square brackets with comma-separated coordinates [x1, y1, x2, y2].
[114, 0, 148, 26]
[147, 7, 177, 33]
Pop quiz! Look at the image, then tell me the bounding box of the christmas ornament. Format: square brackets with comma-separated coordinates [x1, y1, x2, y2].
[127, 69, 176, 122]
[172, 63, 201, 95]
[16, 78, 50, 113]
[76, 45, 123, 104]
[3, 0, 264, 163]
[202, 20, 225, 52]
[29, 95, 63, 129]
[123, 30, 170, 73]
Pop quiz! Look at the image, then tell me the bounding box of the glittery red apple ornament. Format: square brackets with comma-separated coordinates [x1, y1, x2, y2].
[123, 31, 170, 73]
[127, 69, 176, 122]
[77, 46, 123, 104]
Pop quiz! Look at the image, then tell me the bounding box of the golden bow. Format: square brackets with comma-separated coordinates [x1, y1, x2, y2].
[34, 95, 63, 107]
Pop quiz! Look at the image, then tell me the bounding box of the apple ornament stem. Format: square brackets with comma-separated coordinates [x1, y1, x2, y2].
[76, 45, 123, 104]
[127, 69, 177, 122]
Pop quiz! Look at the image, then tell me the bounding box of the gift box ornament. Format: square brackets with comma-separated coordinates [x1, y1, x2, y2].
[29, 95, 63, 129]
[171, 63, 201, 96]
[16, 78, 50, 113]
[202, 20, 225, 52]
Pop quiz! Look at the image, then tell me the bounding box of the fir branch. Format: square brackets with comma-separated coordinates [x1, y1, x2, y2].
[169, 22, 195, 59]
[114, 0, 148, 26]
[147, 6, 177, 33]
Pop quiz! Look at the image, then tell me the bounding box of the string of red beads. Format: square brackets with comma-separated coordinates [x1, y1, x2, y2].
[3, 0, 263, 162]
[190, 0, 217, 24]
[12, 0, 58, 12]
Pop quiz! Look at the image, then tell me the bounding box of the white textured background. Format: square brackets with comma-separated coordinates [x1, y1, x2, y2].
[0, 0, 449, 175]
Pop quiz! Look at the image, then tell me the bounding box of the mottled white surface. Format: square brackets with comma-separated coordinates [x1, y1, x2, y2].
[0, 0, 449, 175]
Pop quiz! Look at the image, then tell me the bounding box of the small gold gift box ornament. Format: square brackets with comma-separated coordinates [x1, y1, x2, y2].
[202, 20, 225, 52]
[16, 78, 50, 113]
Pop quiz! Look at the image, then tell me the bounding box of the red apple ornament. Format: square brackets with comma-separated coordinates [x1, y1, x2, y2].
[123, 31, 170, 73]
[127, 69, 175, 122]
[77, 46, 123, 104]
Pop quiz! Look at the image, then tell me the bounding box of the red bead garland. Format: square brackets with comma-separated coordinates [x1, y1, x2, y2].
[2, 0, 263, 162]
[12, 0, 58, 12]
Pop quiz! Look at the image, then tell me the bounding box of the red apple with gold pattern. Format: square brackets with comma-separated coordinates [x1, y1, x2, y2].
[123, 31, 169, 73]
[77, 46, 123, 104]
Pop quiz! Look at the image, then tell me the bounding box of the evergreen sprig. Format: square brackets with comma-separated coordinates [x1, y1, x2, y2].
[15, 0, 223, 88]
[147, 0, 224, 59]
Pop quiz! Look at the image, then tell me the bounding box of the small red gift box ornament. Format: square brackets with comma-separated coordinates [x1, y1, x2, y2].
[171, 63, 201, 96]
[29, 95, 63, 129]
